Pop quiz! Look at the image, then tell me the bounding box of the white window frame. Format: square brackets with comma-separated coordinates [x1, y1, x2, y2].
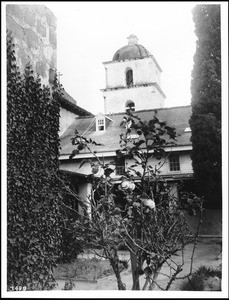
[96, 117, 105, 132]
[169, 153, 180, 172]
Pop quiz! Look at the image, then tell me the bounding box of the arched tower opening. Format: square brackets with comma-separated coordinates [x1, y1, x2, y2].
[125, 68, 133, 87]
[125, 100, 135, 112]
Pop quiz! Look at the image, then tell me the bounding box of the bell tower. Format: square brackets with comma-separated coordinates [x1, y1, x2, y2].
[101, 35, 166, 114]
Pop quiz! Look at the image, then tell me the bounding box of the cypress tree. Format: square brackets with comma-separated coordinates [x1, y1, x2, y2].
[190, 5, 221, 208]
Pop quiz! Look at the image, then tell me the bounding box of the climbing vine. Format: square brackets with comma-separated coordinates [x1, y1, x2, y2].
[7, 30, 63, 291]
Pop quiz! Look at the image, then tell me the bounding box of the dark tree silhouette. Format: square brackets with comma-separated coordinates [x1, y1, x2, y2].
[190, 5, 221, 209]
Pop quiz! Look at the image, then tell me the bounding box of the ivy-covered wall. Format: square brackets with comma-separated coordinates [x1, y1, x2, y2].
[7, 31, 63, 291]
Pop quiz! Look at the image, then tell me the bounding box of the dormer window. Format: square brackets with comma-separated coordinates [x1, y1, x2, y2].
[96, 115, 113, 132]
[96, 117, 105, 131]
[126, 68, 133, 87]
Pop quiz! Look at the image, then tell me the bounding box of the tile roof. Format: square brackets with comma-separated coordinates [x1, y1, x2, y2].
[60, 105, 192, 156]
[113, 44, 151, 61]
[59, 90, 94, 116]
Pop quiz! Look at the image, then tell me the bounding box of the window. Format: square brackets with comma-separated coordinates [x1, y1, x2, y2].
[126, 69, 133, 87]
[169, 153, 180, 171]
[125, 100, 135, 112]
[97, 118, 105, 131]
[116, 156, 125, 175]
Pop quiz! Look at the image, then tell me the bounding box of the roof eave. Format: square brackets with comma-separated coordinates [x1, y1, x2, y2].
[102, 55, 162, 71]
[59, 97, 94, 116]
[59, 145, 192, 160]
[101, 82, 166, 98]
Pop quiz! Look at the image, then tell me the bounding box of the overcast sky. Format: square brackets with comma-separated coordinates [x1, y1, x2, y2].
[44, 1, 199, 114]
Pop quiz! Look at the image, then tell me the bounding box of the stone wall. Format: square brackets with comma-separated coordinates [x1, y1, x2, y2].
[6, 4, 57, 86]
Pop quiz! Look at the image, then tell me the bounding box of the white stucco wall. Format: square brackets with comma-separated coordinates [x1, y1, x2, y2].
[103, 85, 165, 114]
[59, 151, 193, 179]
[104, 57, 161, 88]
[175, 152, 193, 174]
[60, 159, 110, 176]
[126, 151, 193, 177]
[60, 151, 193, 212]
[59, 107, 77, 136]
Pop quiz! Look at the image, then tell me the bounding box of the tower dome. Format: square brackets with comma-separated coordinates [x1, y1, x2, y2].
[113, 34, 151, 61]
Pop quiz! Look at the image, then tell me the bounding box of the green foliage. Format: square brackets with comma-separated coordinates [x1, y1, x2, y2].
[7, 30, 63, 290]
[190, 5, 221, 208]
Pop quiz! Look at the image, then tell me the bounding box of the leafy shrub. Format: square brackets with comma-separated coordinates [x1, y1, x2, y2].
[57, 227, 84, 263]
[70, 110, 203, 290]
[62, 280, 75, 290]
[181, 265, 222, 290]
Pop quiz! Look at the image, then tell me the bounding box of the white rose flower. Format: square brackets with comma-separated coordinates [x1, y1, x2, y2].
[129, 182, 135, 191]
[142, 199, 156, 210]
[120, 180, 130, 190]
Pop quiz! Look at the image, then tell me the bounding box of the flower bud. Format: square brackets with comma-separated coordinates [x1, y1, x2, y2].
[91, 165, 99, 174]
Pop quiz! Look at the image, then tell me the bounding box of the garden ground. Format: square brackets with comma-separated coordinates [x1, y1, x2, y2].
[53, 237, 222, 291]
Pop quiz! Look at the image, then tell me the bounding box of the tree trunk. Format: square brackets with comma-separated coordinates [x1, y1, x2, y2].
[111, 262, 126, 290]
[109, 250, 126, 290]
[114, 269, 126, 290]
[149, 269, 160, 290]
[130, 251, 140, 290]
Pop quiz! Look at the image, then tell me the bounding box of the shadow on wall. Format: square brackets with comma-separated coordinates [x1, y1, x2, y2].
[185, 210, 222, 236]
